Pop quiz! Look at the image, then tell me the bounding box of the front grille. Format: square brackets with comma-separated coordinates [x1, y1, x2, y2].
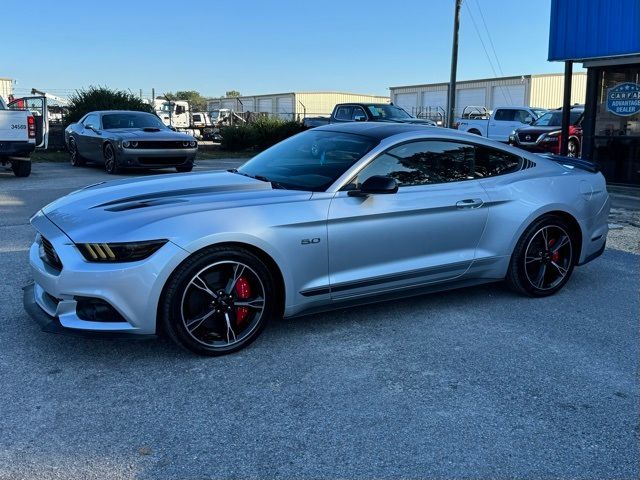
[135, 141, 191, 149]
[138, 156, 187, 166]
[518, 132, 541, 143]
[41, 236, 63, 270]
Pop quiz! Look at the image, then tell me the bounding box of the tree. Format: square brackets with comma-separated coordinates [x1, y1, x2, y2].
[66, 86, 152, 125]
[163, 90, 208, 111]
[225, 90, 241, 98]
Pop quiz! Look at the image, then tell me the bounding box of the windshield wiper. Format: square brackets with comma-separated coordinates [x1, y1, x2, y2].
[254, 175, 287, 190]
[228, 169, 287, 189]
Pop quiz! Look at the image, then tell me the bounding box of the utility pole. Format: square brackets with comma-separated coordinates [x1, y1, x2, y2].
[447, 0, 462, 128]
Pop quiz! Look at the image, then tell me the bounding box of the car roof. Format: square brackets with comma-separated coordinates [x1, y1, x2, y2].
[313, 122, 442, 140]
[91, 110, 155, 116]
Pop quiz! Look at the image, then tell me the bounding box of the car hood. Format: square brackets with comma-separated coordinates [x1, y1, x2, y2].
[382, 118, 436, 126]
[516, 125, 562, 134]
[103, 128, 195, 140]
[42, 171, 312, 243]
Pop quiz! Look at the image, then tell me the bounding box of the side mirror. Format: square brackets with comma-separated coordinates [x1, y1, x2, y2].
[354, 115, 366, 122]
[348, 175, 398, 197]
[84, 124, 95, 131]
[524, 116, 533, 124]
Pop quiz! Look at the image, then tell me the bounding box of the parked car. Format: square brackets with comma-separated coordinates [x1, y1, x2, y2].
[454, 106, 547, 142]
[303, 103, 437, 128]
[25, 123, 610, 356]
[64, 110, 198, 174]
[0, 96, 36, 177]
[509, 106, 584, 157]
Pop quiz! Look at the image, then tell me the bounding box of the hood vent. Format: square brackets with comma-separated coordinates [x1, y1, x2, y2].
[104, 198, 188, 212]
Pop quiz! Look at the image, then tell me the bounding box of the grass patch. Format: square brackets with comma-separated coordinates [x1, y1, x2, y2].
[30, 149, 253, 163]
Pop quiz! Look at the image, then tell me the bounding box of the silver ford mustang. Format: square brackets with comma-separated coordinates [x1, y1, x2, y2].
[25, 123, 610, 355]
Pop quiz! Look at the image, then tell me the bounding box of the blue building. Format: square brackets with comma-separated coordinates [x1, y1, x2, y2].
[549, 0, 640, 185]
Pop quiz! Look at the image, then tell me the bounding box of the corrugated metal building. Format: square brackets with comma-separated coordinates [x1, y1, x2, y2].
[0, 78, 13, 102]
[208, 92, 389, 120]
[390, 73, 586, 120]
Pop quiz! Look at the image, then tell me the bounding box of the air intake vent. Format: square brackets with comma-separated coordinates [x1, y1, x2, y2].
[41, 236, 63, 271]
[521, 158, 537, 170]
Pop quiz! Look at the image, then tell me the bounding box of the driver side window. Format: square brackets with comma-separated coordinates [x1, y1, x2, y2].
[83, 114, 99, 128]
[353, 141, 475, 188]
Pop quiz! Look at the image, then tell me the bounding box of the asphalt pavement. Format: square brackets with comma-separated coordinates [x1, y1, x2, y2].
[0, 161, 638, 479]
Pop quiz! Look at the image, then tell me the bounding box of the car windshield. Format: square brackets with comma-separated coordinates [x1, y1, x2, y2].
[366, 104, 413, 120]
[236, 130, 379, 191]
[101, 112, 166, 130]
[533, 110, 582, 127]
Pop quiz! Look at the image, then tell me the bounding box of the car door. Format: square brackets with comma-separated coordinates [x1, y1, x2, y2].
[78, 114, 102, 161]
[8, 96, 49, 148]
[327, 139, 489, 299]
[332, 105, 353, 123]
[488, 108, 518, 142]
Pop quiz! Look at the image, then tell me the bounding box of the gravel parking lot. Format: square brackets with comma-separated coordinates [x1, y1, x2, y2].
[0, 161, 638, 480]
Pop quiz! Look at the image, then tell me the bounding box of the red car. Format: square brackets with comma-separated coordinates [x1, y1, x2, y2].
[509, 107, 583, 157]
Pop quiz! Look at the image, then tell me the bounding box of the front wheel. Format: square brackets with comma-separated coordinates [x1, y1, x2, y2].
[567, 138, 580, 158]
[103, 143, 120, 174]
[506, 215, 576, 297]
[160, 247, 278, 356]
[69, 138, 85, 166]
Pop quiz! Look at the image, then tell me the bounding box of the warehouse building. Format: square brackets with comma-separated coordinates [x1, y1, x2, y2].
[549, 0, 639, 186]
[0, 78, 14, 102]
[390, 73, 586, 122]
[207, 91, 389, 120]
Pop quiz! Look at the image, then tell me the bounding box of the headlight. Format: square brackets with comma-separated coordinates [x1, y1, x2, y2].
[541, 131, 561, 142]
[131, 141, 138, 148]
[190, 140, 197, 147]
[122, 140, 130, 148]
[182, 141, 190, 147]
[77, 240, 168, 263]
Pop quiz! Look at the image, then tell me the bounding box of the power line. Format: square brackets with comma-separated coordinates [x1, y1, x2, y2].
[463, 1, 511, 106]
[472, 0, 513, 104]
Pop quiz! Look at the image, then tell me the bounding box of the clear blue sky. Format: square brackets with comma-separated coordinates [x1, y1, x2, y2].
[0, 0, 573, 99]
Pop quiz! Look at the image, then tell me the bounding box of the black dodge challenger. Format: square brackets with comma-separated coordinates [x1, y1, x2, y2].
[65, 110, 198, 174]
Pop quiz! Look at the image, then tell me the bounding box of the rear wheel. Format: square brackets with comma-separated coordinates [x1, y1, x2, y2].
[11, 159, 31, 177]
[69, 138, 86, 166]
[160, 246, 277, 356]
[103, 143, 120, 174]
[506, 215, 576, 297]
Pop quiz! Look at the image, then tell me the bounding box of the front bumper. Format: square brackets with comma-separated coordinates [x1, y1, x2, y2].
[25, 211, 190, 336]
[117, 147, 197, 168]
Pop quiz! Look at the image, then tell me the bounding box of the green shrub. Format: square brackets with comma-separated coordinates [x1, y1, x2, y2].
[65, 86, 153, 126]
[221, 118, 306, 151]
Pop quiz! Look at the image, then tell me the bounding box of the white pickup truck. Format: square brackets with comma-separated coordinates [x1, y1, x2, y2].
[0, 96, 38, 176]
[454, 106, 546, 142]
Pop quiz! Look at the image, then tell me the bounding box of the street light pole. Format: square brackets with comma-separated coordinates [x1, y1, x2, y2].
[447, 0, 463, 128]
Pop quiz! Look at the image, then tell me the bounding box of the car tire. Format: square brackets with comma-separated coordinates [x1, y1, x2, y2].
[176, 163, 194, 173]
[69, 138, 86, 166]
[103, 143, 120, 175]
[11, 159, 31, 177]
[160, 246, 278, 356]
[567, 138, 580, 158]
[505, 214, 577, 297]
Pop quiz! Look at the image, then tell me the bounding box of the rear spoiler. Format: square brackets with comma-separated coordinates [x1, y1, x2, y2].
[536, 154, 600, 173]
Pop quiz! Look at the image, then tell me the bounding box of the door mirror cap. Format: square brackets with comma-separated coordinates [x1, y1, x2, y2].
[84, 124, 94, 131]
[348, 175, 398, 196]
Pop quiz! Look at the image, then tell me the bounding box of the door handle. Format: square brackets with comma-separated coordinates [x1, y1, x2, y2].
[456, 198, 484, 209]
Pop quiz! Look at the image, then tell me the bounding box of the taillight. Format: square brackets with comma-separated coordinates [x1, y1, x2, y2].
[27, 116, 36, 139]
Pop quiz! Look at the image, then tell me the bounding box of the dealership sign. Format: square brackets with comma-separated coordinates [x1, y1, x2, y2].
[606, 82, 640, 116]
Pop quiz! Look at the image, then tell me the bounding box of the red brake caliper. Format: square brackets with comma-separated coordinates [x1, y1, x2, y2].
[548, 238, 560, 263]
[234, 276, 252, 326]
